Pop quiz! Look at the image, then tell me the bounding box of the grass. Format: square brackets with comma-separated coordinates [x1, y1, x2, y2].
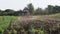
[0, 16, 16, 34]
[49, 13, 60, 16]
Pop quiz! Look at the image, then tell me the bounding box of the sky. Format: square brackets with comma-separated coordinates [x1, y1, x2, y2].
[0, 0, 60, 10]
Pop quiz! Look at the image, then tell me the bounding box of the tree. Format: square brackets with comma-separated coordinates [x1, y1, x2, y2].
[0, 10, 3, 16]
[27, 3, 34, 15]
[4, 9, 15, 16]
[44, 8, 49, 15]
[17, 10, 23, 16]
[47, 5, 54, 14]
[34, 8, 43, 15]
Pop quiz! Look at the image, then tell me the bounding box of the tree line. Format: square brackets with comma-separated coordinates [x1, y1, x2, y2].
[0, 3, 60, 16]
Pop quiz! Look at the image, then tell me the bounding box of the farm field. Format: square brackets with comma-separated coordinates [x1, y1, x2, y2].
[14, 13, 60, 34]
[0, 13, 60, 34]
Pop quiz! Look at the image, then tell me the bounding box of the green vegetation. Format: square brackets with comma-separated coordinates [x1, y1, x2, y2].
[27, 3, 34, 15]
[0, 14, 60, 34]
[50, 13, 60, 16]
[0, 3, 60, 16]
[29, 25, 44, 34]
[0, 16, 16, 34]
[0, 2, 60, 34]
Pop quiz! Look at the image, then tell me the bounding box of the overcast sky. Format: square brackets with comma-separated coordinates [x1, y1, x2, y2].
[0, 0, 60, 10]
